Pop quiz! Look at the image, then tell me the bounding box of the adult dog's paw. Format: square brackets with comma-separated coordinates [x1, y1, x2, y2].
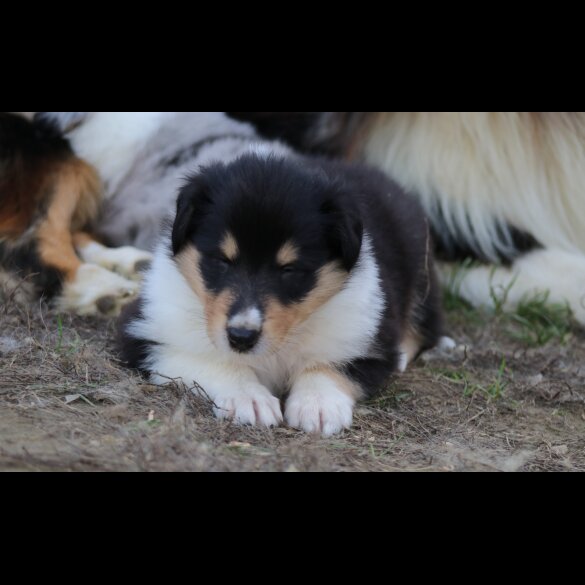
[77, 242, 153, 281]
[59, 264, 139, 316]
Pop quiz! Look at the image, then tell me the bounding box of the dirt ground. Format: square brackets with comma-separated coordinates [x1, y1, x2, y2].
[1, 292, 584, 472]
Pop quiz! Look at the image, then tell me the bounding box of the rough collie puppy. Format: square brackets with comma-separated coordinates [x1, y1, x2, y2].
[118, 152, 445, 435]
[0, 113, 149, 314]
[229, 112, 585, 324]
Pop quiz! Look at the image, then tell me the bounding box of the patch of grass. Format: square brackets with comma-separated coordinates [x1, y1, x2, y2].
[443, 290, 487, 328]
[489, 270, 518, 316]
[503, 292, 573, 347]
[482, 359, 507, 400]
[367, 436, 405, 459]
[55, 315, 64, 352]
[370, 386, 413, 410]
[435, 368, 474, 392]
[444, 261, 574, 347]
[443, 288, 474, 313]
[54, 329, 86, 356]
[435, 360, 508, 401]
[442, 259, 486, 325]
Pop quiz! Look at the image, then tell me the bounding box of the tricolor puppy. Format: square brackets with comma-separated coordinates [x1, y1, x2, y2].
[119, 153, 446, 436]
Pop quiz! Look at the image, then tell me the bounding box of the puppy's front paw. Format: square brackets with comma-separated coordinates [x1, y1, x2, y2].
[285, 383, 355, 437]
[59, 264, 139, 316]
[213, 384, 283, 428]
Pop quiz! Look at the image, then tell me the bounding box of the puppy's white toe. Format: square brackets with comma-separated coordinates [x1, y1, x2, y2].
[59, 264, 139, 316]
[285, 384, 354, 437]
[213, 384, 283, 428]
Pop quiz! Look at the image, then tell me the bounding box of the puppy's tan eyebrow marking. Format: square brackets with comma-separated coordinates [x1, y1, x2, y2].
[276, 240, 299, 266]
[220, 232, 239, 261]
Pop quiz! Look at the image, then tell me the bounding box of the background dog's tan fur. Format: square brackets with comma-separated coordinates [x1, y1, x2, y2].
[36, 158, 102, 282]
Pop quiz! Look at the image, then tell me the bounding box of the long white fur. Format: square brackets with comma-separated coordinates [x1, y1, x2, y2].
[126, 232, 384, 432]
[363, 112, 585, 261]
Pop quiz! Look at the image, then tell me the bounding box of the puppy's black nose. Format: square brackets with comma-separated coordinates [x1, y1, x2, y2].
[227, 327, 260, 352]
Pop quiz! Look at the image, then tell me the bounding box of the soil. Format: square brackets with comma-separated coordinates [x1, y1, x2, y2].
[1, 297, 584, 472]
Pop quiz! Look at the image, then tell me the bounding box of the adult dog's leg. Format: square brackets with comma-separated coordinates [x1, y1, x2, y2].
[36, 158, 139, 316]
[73, 232, 152, 281]
[442, 248, 585, 324]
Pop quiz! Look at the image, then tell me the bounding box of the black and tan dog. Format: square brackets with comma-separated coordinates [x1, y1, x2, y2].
[119, 152, 448, 435]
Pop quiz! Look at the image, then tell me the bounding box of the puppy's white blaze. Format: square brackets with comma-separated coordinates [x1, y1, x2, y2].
[439, 248, 585, 324]
[228, 307, 263, 331]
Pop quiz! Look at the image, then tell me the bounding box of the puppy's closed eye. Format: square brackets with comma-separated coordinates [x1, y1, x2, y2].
[280, 264, 306, 281]
[206, 254, 233, 275]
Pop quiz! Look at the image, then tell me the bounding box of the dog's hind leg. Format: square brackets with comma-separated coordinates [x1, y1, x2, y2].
[72, 232, 152, 281]
[36, 158, 139, 316]
[441, 248, 585, 324]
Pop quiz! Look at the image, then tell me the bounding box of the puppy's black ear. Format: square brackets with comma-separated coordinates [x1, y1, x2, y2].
[321, 194, 363, 271]
[172, 175, 212, 255]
